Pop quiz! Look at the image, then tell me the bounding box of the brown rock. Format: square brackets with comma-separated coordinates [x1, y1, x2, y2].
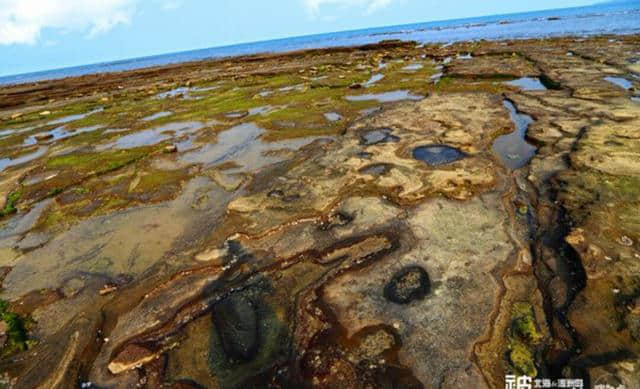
[108, 344, 159, 374]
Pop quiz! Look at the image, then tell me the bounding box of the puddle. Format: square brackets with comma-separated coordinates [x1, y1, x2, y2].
[458, 53, 473, 60]
[412, 145, 467, 166]
[279, 84, 305, 92]
[47, 107, 103, 126]
[363, 74, 384, 87]
[99, 122, 204, 150]
[324, 112, 342, 122]
[346, 90, 423, 103]
[258, 90, 274, 97]
[180, 123, 324, 172]
[431, 73, 443, 84]
[377, 62, 387, 70]
[604, 76, 633, 90]
[0, 129, 14, 137]
[402, 64, 424, 71]
[0, 146, 48, 172]
[360, 128, 400, 146]
[25, 125, 104, 145]
[358, 163, 393, 176]
[0, 176, 234, 299]
[153, 86, 217, 100]
[492, 100, 537, 170]
[505, 77, 547, 91]
[154, 87, 189, 99]
[142, 111, 173, 122]
[443, 57, 452, 65]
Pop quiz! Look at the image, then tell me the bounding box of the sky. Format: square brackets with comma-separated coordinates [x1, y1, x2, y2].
[0, 0, 599, 77]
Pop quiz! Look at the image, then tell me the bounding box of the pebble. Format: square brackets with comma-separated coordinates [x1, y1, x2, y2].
[164, 144, 178, 153]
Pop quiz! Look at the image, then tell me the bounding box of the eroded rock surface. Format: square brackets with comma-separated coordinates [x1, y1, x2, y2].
[0, 35, 639, 388]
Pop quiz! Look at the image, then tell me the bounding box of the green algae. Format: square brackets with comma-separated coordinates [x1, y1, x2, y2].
[507, 340, 538, 377]
[506, 302, 543, 378]
[0, 191, 21, 218]
[46, 149, 148, 174]
[0, 300, 29, 357]
[511, 302, 543, 343]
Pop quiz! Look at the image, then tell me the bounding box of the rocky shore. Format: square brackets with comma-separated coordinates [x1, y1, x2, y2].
[0, 35, 639, 388]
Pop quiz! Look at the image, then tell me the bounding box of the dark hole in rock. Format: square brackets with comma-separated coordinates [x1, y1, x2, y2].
[384, 266, 431, 304]
[356, 151, 373, 159]
[360, 128, 400, 146]
[359, 163, 393, 176]
[539, 74, 562, 90]
[412, 145, 467, 166]
[213, 294, 259, 362]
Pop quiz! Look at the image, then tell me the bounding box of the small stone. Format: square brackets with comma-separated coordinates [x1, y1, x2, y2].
[99, 284, 118, 295]
[39, 111, 51, 116]
[164, 145, 178, 153]
[34, 133, 53, 141]
[10, 113, 22, 120]
[108, 344, 158, 374]
[617, 235, 634, 247]
[0, 320, 8, 336]
[195, 247, 227, 263]
[384, 266, 431, 304]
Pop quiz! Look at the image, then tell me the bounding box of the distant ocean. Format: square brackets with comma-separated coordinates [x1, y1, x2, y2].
[1, 1, 639, 86]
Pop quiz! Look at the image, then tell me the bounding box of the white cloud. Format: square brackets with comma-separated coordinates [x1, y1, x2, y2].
[304, 0, 394, 14]
[0, 0, 181, 45]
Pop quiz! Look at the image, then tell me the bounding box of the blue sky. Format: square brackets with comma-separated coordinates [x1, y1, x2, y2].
[0, 0, 598, 77]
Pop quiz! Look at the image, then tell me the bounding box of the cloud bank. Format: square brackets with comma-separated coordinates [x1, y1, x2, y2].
[0, 0, 179, 45]
[303, 0, 394, 14]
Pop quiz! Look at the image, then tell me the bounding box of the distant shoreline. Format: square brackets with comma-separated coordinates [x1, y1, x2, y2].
[1, 1, 639, 86]
[1, 33, 638, 115]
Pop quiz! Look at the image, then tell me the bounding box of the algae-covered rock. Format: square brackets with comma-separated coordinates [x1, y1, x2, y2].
[213, 294, 259, 362]
[383, 266, 431, 304]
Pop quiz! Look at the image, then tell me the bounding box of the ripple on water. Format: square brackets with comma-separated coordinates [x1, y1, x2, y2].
[505, 77, 547, 91]
[492, 100, 537, 170]
[346, 90, 423, 103]
[412, 145, 467, 166]
[604, 76, 633, 90]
